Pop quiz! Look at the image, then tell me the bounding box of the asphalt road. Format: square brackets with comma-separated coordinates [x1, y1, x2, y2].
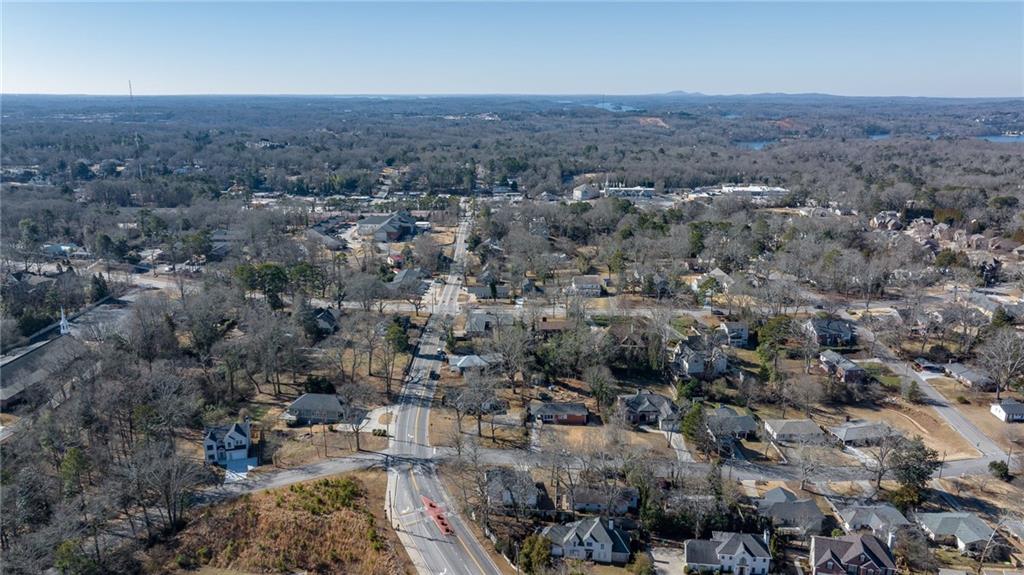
[386, 212, 505, 575]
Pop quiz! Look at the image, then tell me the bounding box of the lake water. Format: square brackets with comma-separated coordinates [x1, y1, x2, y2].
[735, 140, 774, 150]
[977, 134, 1024, 143]
[591, 102, 638, 113]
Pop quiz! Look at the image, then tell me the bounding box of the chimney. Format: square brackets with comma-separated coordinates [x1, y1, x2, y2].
[608, 519, 614, 531]
[763, 529, 770, 546]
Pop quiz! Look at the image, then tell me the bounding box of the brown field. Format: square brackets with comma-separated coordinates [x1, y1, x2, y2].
[934, 476, 1024, 522]
[268, 425, 389, 468]
[927, 376, 1024, 455]
[428, 405, 528, 449]
[536, 423, 676, 460]
[155, 471, 413, 575]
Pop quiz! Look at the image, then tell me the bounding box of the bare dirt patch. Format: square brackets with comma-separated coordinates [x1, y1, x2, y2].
[158, 472, 413, 574]
[267, 425, 389, 468]
[638, 117, 670, 129]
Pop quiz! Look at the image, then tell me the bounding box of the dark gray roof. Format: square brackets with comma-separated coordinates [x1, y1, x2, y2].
[485, 468, 538, 504]
[812, 534, 896, 570]
[618, 391, 677, 418]
[389, 268, 427, 291]
[532, 401, 588, 417]
[993, 398, 1024, 416]
[0, 335, 88, 403]
[541, 517, 630, 554]
[760, 499, 825, 532]
[683, 539, 721, 565]
[467, 284, 511, 299]
[820, 350, 865, 372]
[204, 422, 251, 444]
[286, 393, 344, 415]
[572, 486, 639, 507]
[707, 409, 757, 436]
[806, 317, 855, 339]
[686, 532, 770, 565]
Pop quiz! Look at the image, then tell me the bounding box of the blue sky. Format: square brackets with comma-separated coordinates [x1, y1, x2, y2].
[3, 2, 1022, 97]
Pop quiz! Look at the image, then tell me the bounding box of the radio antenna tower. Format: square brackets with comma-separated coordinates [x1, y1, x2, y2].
[129, 80, 143, 179]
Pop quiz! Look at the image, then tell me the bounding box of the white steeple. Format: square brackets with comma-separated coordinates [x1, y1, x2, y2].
[59, 308, 70, 335]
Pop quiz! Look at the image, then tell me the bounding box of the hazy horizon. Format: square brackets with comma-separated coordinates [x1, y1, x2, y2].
[3, 2, 1022, 98]
[2, 91, 1022, 100]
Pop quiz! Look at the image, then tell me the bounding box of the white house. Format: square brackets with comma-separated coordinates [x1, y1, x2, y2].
[683, 532, 772, 575]
[670, 342, 728, 380]
[568, 275, 604, 297]
[203, 422, 252, 465]
[990, 398, 1024, 422]
[540, 517, 631, 564]
[718, 321, 750, 347]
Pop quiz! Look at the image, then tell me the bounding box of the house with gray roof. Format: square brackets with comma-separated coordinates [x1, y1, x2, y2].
[757, 488, 825, 536]
[820, 350, 866, 384]
[616, 390, 678, 430]
[706, 406, 757, 441]
[485, 468, 540, 509]
[280, 393, 347, 426]
[388, 267, 428, 294]
[990, 398, 1024, 422]
[568, 275, 604, 297]
[683, 532, 771, 575]
[465, 310, 502, 336]
[467, 284, 511, 300]
[810, 534, 896, 575]
[804, 318, 856, 347]
[203, 422, 253, 466]
[563, 487, 639, 515]
[531, 401, 588, 425]
[763, 419, 825, 444]
[944, 363, 995, 391]
[356, 211, 418, 242]
[828, 421, 897, 446]
[917, 512, 995, 555]
[839, 504, 909, 540]
[540, 517, 631, 564]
